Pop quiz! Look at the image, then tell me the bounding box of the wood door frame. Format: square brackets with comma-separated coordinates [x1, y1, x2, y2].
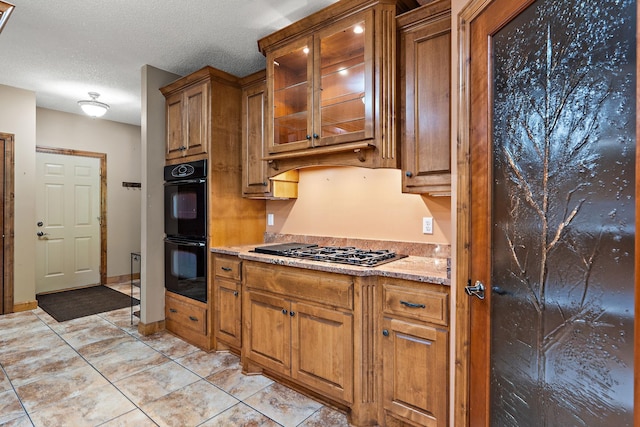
[456, 1, 639, 426]
[0, 133, 14, 314]
[36, 146, 107, 286]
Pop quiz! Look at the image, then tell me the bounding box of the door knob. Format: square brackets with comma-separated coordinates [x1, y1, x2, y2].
[465, 280, 485, 300]
[36, 231, 49, 237]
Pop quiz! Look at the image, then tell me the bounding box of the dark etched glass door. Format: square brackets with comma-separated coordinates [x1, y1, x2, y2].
[488, 0, 636, 425]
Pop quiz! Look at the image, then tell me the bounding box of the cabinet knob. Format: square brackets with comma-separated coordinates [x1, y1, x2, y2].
[312, 133, 319, 139]
[263, 181, 268, 186]
[405, 171, 413, 178]
[289, 311, 296, 317]
[382, 329, 389, 337]
[306, 134, 312, 140]
[233, 291, 239, 297]
[282, 309, 288, 315]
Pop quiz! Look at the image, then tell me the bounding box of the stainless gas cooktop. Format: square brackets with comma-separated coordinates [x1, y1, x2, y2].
[253, 243, 407, 267]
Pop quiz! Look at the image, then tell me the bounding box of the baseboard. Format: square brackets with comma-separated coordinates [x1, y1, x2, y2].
[106, 273, 140, 284]
[13, 300, 38, 312]
[138, 319, 165, 336]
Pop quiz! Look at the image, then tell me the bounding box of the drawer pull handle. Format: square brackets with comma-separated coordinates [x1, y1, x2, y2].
[233, 291, 239, 297]
[221, 266, 232, 272]
[282, 309, 288, 315]
[169, 308, 177, 313]
[400, 301, 426, 309]
[189, 316, 198, 322]
[382, 329, 389, 337]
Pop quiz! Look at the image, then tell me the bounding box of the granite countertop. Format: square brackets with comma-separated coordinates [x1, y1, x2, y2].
[211, 244, 450, 286]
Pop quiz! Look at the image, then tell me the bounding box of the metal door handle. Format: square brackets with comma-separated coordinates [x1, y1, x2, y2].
[465, 280, 485, 300]
[36, 231, 49, 237]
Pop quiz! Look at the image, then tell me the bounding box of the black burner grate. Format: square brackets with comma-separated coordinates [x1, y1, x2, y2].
[254, 244, 406, 267]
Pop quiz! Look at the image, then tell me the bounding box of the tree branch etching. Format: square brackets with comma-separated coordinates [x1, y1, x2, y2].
[491, 0, 634, 423]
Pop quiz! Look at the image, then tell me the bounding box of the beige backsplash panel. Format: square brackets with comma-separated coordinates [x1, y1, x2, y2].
[265, 166, 452, 244]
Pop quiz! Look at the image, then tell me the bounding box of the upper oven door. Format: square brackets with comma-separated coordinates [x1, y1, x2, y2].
[164, 178, 207, 239]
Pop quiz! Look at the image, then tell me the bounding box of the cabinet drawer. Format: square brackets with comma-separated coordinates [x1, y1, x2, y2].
[165, 295, 207, 335]
[244, 262, 353, 310]
[214, 255, 242, 280]
[382, 284, 448, 326]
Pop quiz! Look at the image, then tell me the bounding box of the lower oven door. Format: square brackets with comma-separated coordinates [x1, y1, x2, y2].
[164, 238, 207, 303]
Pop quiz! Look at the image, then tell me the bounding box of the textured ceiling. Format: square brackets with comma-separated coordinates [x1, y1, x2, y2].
[0, 0, 339, 125]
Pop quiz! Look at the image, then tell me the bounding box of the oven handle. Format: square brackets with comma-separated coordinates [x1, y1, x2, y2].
[164, 178, 206, 186]
[164, 238, 206, 247]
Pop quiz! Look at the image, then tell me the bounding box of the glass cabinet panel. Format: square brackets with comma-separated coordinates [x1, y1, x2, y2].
[272, 40, 312, 147]
[318, 19, 366, 139]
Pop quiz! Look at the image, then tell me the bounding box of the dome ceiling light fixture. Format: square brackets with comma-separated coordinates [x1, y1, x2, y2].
[78, 92, 110, 118]
[0, 1, 15, 35]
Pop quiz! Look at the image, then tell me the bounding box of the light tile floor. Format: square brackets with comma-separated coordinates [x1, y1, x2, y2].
[0, 283, 351, 427]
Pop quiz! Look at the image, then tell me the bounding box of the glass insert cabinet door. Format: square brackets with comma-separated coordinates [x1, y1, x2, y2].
[270, 36, 313, 153]
[266, 11, 374, 154]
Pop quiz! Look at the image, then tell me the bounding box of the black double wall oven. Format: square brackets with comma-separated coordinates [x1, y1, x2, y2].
[164, 160, 207, 303]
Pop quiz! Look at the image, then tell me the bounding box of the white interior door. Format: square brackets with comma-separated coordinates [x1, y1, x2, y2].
[36, 152, 101, 293]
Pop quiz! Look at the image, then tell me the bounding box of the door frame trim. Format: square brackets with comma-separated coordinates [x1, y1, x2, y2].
[0, 133, 14, 314]
[36, 146, 107, 286]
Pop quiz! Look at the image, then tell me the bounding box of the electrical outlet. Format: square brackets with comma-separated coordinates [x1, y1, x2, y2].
[422, 217, 433, 234]
[267, 213, 274, 226]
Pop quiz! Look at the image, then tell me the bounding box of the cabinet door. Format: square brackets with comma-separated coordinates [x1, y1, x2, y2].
[245, 291, 290, 376]
[291, 301, 354, 403]
[382, 317, 448, 427]
[267, 36, 314, 154]
[400, 6, 452, 195]
[242, 79, 270, 196]
[166, 91, 185, 160]
[215, 278, 242, 349]
[183, 81, 209, 157]
[314, 10, 374, 148]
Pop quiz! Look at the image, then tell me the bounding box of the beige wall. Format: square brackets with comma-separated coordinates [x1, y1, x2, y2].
[0, 85, 37, 305]
[140, 65, 181, 324]
[36, 108, 142, 281]
[267, 167, 452, 244]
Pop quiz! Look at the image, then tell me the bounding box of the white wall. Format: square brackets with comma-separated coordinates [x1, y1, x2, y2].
[0, 85, 37, 305]
[36, 108, 142, 280]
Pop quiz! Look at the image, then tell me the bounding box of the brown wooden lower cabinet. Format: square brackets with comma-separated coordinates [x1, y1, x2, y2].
[380, 279, 449, 427]
[213, 254, 243, 351]
[236, 259, 449, 427]
[243, 264, 355, 405]
[165, 291, 209, 350]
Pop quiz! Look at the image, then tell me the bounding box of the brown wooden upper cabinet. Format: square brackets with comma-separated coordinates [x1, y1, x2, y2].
[258, 0, 418, 175]
[240, 70, 299, 199]
[160, 67, 245, 163]
[398, 0, 452, 196]
[268, 12, 371, 153]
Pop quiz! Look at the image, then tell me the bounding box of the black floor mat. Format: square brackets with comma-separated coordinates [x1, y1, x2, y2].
[36, 285, 139, 322]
